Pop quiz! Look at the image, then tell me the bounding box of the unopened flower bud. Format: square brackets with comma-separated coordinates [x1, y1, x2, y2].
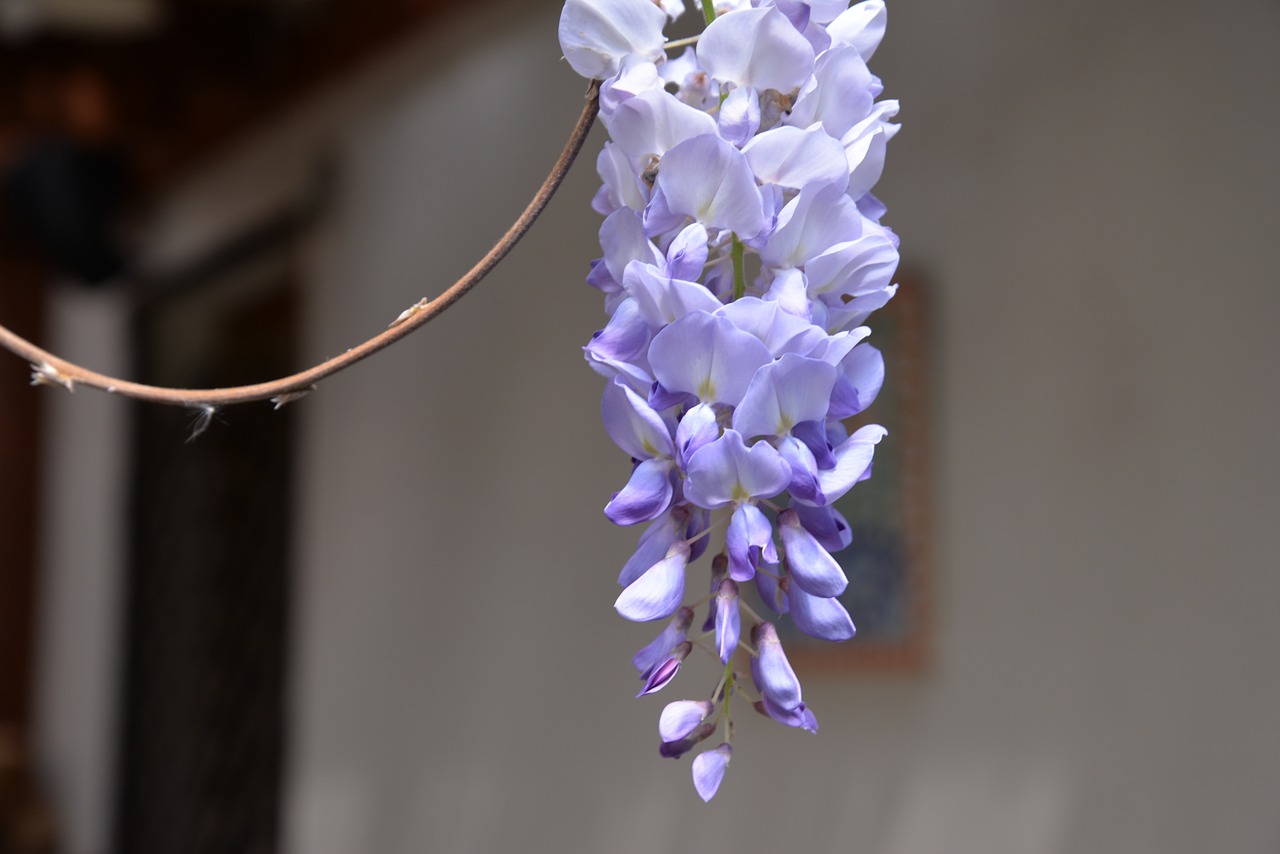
[753, 696, 819, 733]
[752, 622, 802, 711]
[702, 552, 729, 632]
[659, 720, 716, 759]
[614, 541, 691, 622]
[691, 743, 733, 802]
[714, 578, 741, 664]
[637, 641, 692, 697]
[658, 700, 715, 742]
[778, 508, 848, 597]
[632, 607, 694, 677]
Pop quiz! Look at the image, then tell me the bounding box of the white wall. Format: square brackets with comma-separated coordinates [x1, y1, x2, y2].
[34, 0, 1280, 852]
[33, 289, 129, 854]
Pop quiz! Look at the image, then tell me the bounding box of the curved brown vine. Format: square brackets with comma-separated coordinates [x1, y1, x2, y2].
[1, 81, 601, 408]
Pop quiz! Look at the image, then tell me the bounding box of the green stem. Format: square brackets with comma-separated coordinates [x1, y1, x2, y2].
[731, 235, 746, 301]
[721, 663, 735, 742]
[700, 0, 716, 25]
[664, 34, 700, 51]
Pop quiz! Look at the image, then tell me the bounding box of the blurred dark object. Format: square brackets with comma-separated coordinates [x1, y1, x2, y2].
[115, 225, 301, 854]
[0, 0, 463, 288]
[0, 0, 159, 40]
[0, 65, 133, 285]
[0, 253, 44, 746]
[0, 727, 56, 854]
[2, 137, 128, 284]
[0, 0, 465, 191]
[0, 3, 469, 849]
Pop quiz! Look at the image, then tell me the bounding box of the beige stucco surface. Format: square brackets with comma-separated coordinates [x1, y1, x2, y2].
[34, 1, 1280, 852]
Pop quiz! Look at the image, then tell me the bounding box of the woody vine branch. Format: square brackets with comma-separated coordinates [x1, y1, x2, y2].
[0, 82, 601, 410]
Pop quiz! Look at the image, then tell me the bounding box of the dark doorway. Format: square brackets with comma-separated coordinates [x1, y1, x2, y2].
[116, 241, 300, 854]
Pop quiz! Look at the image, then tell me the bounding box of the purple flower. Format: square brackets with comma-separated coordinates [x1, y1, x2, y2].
[702, 552, 729, 632]
[778, 508, 848, 597]
[593, 142, 648, 215]
[649, 312, 773, 408]
[615, 542, 691, 621]
[618, 506, 686, 587]
[675, 402, 720, 468]
[692, 743, 733, 802]
[558, 0, 666, 80]
[659, 721, 716, 759]
[714, 579, 741, 663]
[828, 342, 885, 419]
[807, 423, 887, 506]
[603, 457, 675, 525]
[683, 429, 791, 510]
[698, 7, 815, 94]
[731, 353, 838, 441]
[717, 85, 761, 147]
[598, 208, 663, 287]
[791, 502, 852, 553]
[622, 261, 723, 329]
[601, 377, 678, 525]
[632, 606, 694, 676]
[601, 377, 675, 458]
[638, 641, 692, 696]
[755, 564, 789, 615]
[754, 696, 819, 733]
[844, 100, 901, 198]
[664, 223, 710, 281]
[752, 622, 802, 710]
[804, 230, 899, 319]
[743, 124, 850, 192]
[786, 580, 856, 641]
[653, 136, 768, 240]
[565, 0, 903, 797]
[659, 700, 716, 742]
[828, 0, 887, 59]
[602, 89, 720, 161]
[598, 54, 663, 114]
[659, 47, 718, 109]
[725, 502, 779, 582]
[684, 429, 793, 579]
[759, 182, 862, 271]
[718, 297, 826, 357]
[786, 45, 876, 139]
[584, 296, 651, 368]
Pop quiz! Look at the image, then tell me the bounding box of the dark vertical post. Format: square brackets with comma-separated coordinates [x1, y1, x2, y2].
[0, 253, 45, 735]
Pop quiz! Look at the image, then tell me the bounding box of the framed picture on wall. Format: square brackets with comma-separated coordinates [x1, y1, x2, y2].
[784, 272, 934, 673]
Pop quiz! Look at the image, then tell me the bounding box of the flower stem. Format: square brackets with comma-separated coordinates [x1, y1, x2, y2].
[731, 235, 746, 301]
[721, 662, 735, 742]
[738, 598, 766, 626]
[681, 508, 731, 551]
[700, 0, 716, 25]
[664, 34, 700, 51]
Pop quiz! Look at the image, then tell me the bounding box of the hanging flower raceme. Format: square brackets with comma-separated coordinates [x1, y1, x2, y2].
[561, 0, 899, 801]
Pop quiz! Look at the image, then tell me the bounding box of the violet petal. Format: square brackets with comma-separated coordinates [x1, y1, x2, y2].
[614, 543, 690, 622]
[691, 743, 733, 802]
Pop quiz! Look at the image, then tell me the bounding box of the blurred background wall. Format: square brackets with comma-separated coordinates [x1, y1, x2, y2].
[10, 0, 1279, 852]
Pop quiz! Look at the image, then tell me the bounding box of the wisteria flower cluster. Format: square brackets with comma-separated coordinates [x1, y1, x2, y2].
[560, 0, 900, 801]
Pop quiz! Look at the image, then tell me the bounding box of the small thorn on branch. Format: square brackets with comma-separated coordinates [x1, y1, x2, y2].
[271, 387, 316, 410]
[0, 83, 600, 409]
[186, 404, 219, 443]
[389, 299, 432, 328]
[30, 361, 75, 392]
